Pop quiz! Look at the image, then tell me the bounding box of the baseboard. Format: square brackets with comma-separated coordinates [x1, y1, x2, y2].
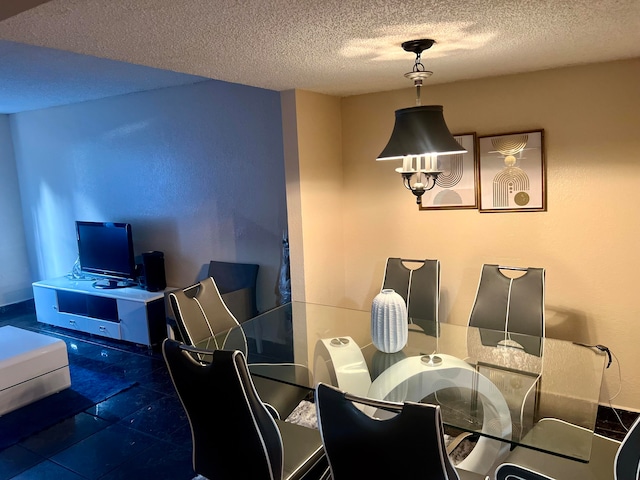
[596, 404, 640, 440]
[0, 298, 35, 316]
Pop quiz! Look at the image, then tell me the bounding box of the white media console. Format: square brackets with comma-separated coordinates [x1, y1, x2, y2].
[32, 276, 170, 347]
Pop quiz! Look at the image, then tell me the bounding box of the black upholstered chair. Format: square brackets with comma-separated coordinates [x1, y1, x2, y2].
[162, 340, 329, 480]
[169, 277, 310, 419]
[468, 264, 545, 337]
[381, 257, 440, 335]
[468, 264, 545, 356]
[495, 415, 640, 480]
[208, 260, 259, 322]
[314, 382, 487, 480]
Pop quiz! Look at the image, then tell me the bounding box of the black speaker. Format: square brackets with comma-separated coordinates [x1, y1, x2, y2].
[138, 251, 166, 292]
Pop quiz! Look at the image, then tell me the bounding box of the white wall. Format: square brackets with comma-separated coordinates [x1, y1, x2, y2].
[10, 79, 288, 312]
[0, 114, 31, 305]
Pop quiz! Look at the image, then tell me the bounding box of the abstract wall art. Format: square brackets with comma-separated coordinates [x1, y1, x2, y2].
[478, 130, 546, 213]
[418, 132, 478, 211]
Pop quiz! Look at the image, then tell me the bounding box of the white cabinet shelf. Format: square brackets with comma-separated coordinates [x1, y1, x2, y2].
[32, 277, 170, 347]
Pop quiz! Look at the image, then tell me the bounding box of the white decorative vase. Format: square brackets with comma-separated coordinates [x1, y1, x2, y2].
[371, 289, 408, 353]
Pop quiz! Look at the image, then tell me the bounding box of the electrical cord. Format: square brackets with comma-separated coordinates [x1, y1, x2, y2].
[594, 344, 613, 368]
[607, 349, 629, 432]
[573, 342, 612, 368]
[573, 342, 628, 432]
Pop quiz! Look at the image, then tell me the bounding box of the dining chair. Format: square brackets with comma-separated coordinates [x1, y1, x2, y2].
[463, 264, 545, 454]
[468, 264, 545, 337]
[314, 382, 488, 480]
[162, 340, 330, 480]
[468, 264, 545, 357]
[381, 257, 440, 335]
[207, 260, 259, 322]
[494, 415, 640, 480]
[169, 277, 310, 419]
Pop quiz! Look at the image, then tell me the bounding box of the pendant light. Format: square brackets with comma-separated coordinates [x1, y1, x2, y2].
[377, 39, 466, 205]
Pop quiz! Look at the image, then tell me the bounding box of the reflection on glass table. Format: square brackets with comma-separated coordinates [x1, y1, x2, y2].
[197, 301, 607, 474]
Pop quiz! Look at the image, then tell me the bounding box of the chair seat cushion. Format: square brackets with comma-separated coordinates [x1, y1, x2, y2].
[277, 420, 326, 480]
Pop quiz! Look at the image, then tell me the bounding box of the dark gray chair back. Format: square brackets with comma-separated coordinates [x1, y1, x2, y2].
[315, 382, 459, 480]
[468, 264, 545, 356]
[469, 264, 545, 335]
[382, 257, 440, 335]
[208, 260, 259, 321]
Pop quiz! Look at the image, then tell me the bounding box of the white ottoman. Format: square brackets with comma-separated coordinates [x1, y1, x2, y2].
[0, 326, 71, 416]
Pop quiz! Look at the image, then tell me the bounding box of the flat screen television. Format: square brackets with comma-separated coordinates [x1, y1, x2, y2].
[75, 221, 136, 289]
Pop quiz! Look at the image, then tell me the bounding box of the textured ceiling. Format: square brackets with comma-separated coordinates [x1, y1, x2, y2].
[0, 0, 638, 113]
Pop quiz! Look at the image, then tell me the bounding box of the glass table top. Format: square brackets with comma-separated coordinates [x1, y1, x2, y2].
[195, 301, 607, 465]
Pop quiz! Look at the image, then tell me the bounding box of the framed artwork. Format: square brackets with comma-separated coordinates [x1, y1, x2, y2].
[478, 130, 546, 213]
[418, 132, 478, 210]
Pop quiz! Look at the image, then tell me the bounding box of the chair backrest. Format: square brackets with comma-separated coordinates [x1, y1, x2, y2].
[169, 277, 244, 350]
[162, 340, 284, 480]
[169, 286, 214, 346]
[468, 264, 545, 338]
[382, 257, 440, 335]
[615, 415, 640, 480]
[315, 382, 459, 480]
[494, 464, 553, 479]
[208, 260, 259, 321]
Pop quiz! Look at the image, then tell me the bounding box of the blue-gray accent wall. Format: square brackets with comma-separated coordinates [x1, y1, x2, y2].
[7, 79, 288, 312]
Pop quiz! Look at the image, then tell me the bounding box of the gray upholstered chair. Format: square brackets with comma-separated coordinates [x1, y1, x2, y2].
[468, 264, 545, 356]
[169, 277, 310, 419]
[162, 340, 329, 480]
[381, 257, 440, 336]
[169, 277, 240, 349]
[314, 382, 488, 480]
[495, 415, 640, 480]
[468, 264, 545, 336]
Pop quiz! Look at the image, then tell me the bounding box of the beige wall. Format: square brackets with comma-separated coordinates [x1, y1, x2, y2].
[282, 90, 345, 304]
[287, 58, 640, 411]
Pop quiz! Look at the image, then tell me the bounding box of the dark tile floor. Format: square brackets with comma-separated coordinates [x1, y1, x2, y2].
[0, 301, 637, 479]
[0, 301, 194, 480]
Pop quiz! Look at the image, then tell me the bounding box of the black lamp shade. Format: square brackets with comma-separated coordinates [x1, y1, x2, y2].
[377, 105, 466, 160]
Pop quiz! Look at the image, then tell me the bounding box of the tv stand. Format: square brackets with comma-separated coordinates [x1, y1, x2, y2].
[93, 279, 136, 289]
[32, 276, 171, 347]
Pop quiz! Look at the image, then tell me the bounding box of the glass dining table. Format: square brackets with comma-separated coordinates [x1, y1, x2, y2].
[195, 301, 607, 474]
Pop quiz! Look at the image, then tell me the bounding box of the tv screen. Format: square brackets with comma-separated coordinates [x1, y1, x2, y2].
[76, 221, 136, 288]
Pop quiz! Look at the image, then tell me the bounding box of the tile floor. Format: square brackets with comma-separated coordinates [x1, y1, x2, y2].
[0, 301, 194, 480]
[0, 301, 637, 479]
